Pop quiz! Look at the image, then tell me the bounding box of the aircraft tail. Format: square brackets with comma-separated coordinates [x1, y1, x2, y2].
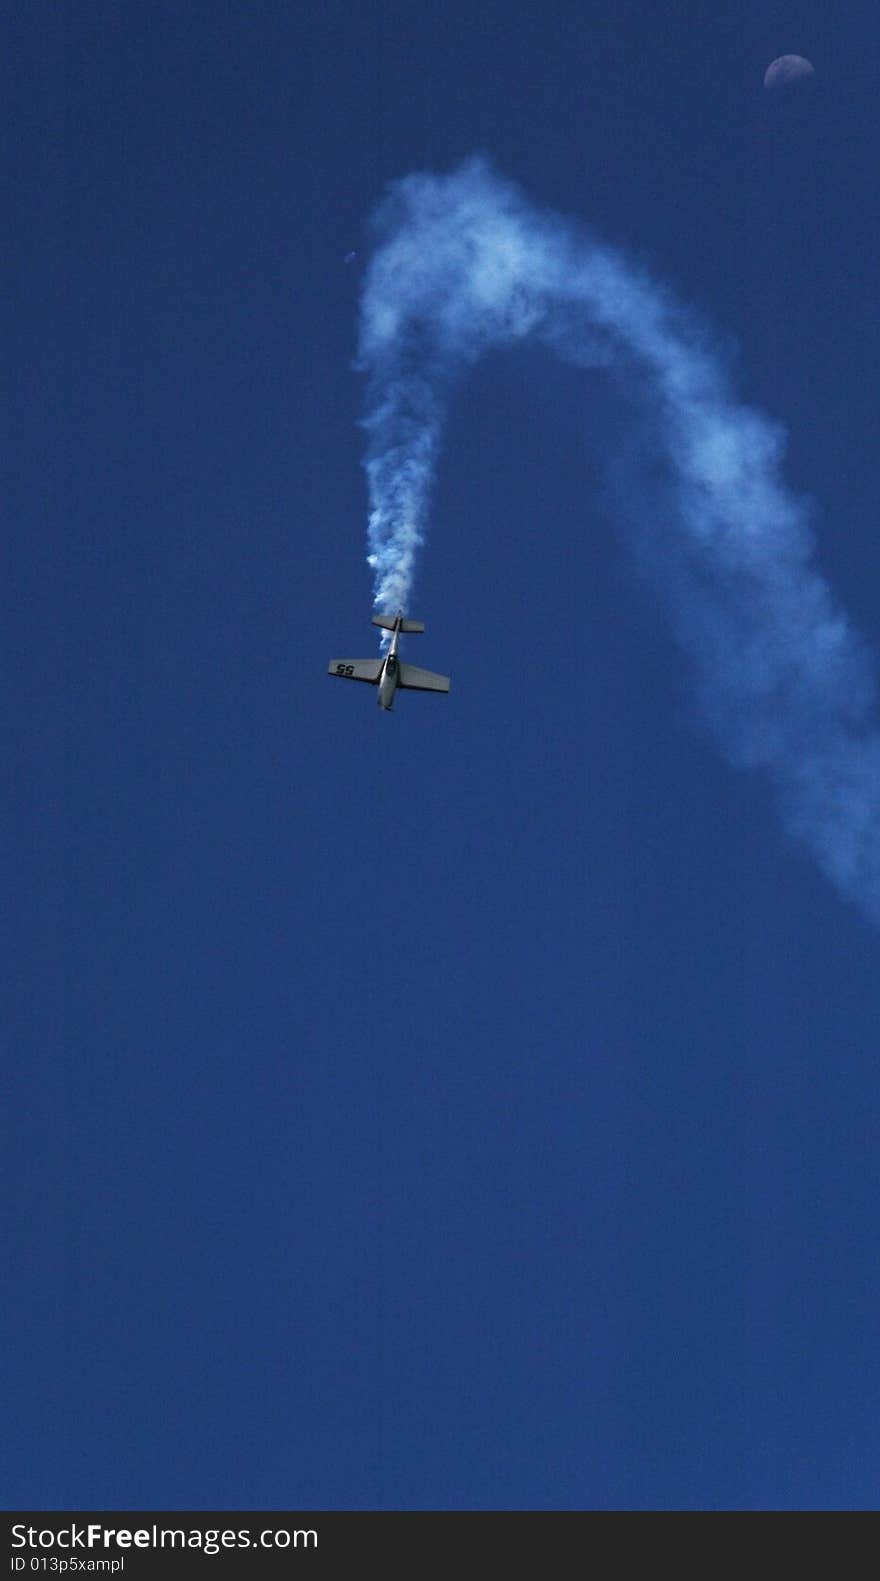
[371, 613, 425, 634]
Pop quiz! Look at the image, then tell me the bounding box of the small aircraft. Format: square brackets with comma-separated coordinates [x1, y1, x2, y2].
[328, 612, 450, 710]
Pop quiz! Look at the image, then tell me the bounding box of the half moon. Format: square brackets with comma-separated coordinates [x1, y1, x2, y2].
[764, 55, 815, 90]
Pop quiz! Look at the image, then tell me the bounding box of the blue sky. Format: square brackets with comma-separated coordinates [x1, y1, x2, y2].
[4, 1, 880, 1510]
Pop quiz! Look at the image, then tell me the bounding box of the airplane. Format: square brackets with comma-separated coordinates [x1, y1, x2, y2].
[328, 612, 450, 710]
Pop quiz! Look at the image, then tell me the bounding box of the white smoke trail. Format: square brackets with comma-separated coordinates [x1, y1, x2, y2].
[358, 157, 880, 921]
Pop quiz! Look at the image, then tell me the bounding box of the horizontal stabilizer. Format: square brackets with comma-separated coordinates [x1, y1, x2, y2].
[372, 613, 425, 634]
[397, 662, 450, 694]
[328, 658, 383, 683]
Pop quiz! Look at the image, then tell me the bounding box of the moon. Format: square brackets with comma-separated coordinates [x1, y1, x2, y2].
[763, 55, 815, 90]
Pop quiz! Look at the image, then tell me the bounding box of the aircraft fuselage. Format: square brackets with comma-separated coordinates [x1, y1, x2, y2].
[377, 624, 402, 709]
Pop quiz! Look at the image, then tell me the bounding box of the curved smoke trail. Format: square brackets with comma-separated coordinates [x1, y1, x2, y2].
[358, 157, 880, 922]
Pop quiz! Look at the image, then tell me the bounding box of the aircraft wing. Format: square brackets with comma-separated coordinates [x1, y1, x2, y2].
[397, 662, 450, 694]
[328, 658, 383, 684]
